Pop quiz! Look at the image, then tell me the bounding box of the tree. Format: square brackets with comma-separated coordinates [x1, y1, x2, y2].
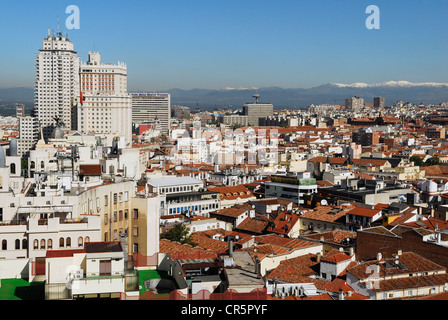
[410, 155, 424, 167]
[425, 157, 440, 166]
[161, 222, 196, 246]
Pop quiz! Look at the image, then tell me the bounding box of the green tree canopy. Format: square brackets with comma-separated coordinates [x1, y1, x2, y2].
[161, 222, 196, 246]
[425, 157, 440, 166]
[410, 155, 424, 166]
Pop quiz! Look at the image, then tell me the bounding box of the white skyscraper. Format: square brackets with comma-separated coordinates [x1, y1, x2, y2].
[34, 30, 80, 140]
[78, 52, 132, 146]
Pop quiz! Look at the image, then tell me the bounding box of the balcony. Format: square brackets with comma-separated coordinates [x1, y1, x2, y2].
[71, 274, 126, 296]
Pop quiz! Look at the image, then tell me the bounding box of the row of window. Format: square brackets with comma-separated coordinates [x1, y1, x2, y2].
[1, 236, 90, 251]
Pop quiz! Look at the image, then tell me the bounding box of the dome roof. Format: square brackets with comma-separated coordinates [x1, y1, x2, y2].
[161, 142, 173, 148]
[52, 126, 64, 139]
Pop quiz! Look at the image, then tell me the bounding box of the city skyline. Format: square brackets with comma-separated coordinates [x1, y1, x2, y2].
[1, 0, 448, 91]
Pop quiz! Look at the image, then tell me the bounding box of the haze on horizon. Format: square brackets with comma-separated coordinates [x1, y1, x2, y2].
[1, 0, 448, 91]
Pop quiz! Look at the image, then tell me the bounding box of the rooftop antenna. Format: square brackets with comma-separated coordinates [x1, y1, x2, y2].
[252, 93, 260, 104]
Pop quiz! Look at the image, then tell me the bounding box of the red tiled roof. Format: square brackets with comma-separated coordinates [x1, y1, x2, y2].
[46, 248, 85, 258]
[347, 207, 381, 218]
[321, 249, 353, 264]
[159, 238, 218, 259]
[79, 164, 102, 176]
[207, 185, 255, 201]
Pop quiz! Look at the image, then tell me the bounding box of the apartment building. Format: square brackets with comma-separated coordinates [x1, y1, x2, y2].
[265, 172, 318, 205]
[147, 176, 220, 217]
[346, 251, 448, 300]
[17, 116, 39, 157]
[345, 96, 364, 111]
[34, 31, 80, 139]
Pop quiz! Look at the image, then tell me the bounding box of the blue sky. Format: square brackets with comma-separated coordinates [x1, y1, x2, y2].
[0, 0, 447, 90]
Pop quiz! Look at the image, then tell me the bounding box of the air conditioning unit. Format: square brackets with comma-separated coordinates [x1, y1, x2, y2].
[74, 269, 84, 279]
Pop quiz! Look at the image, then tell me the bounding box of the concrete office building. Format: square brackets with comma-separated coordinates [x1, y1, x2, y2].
[374, 96, 385, 109]
[34, 30, 81, 139]
[131, 93, 171, 133]
[243, 94, 274, 126]
[345, 96, 364, 111]
[265, 172, 318, 205]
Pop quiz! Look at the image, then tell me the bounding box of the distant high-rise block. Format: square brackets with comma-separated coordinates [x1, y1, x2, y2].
[34, 31, 80, 140]
[243, 95, 274, 126]
[16, 104, 25, 118]
[345, 96, 364, 111]
[131, 93, 171, 133]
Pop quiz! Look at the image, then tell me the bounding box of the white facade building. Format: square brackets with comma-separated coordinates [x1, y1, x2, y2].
[35, 31, 80, 139]
[78, 52, 132, 146]
[18, 116, 39, 157]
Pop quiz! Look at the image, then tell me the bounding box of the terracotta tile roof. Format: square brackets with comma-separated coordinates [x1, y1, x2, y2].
[346, 207, 381, 218]
[347, 252, 445, 282]
[316, 180, 334, 187]
[266, 253, 320, 280]
[79, 164, 102, 176]
[266, 211, 300, 235]
[159, 238, 218, 259]
[321, 249, 353, 264]
[190, 233, 229, 254]
[46, 248, 85, 258]
[351, 158, 390, 167]
[207, 185, 255, 201]
[301, 206, 349, 223]
[322, 277, 354, 294]
[374, 203, 389, 211]
[308, 157, 348, 164]
[344, 292, 370, 300]
[235, 215, 269, 234]
[210, 206, 249, 219]
[303, 229, 357, 244]
[300, 293, 334, 300]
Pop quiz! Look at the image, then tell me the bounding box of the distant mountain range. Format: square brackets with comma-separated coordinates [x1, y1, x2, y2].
[2, 81, 448, 112]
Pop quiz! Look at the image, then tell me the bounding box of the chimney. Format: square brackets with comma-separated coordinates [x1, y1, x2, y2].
[229, 240, 234, 257]
[254, 255, 261, 279]
[316, 252, 321, 263]
[348, 247, 354, 256]
[338, 289, 344, 300]
[377, 252, 382, 261]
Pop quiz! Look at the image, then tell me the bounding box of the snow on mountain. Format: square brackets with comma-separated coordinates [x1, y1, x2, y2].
[329, 81, 448, 88]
